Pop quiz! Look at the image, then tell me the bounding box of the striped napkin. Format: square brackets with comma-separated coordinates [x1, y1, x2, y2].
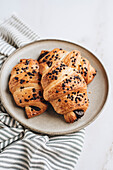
[0, 15, 85, 170]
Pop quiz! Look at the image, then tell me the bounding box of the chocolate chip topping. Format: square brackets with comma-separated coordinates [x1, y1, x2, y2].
[27, 72, 34, 76]
[30, 106, 41, 111]
[47, 61, 52, 67]
[38, 51, 49, 61]
[20, 86, 24, 89]
[32, 88, 36, 92]
[20, 79, 25, 84]
[15, 77, 18, 80]
[25, 60, 30, 65]
[19, 99, 22, 103]
[24, 99, 29, 102]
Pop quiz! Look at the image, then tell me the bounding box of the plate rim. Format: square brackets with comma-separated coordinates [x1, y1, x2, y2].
[0, 39, 109, 135]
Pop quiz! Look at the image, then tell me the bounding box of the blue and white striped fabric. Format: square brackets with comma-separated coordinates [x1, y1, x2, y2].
[0, 15, 85, 170]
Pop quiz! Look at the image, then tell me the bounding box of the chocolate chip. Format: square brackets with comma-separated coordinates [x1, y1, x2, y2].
[20, 86, 24, 89]
[26, 60, 30, 65]
[38, 51, 49, 61]
[62, 83, 65, 87]
[45, 55, 50, 59]
[65, 100, 67, 103]
[43, 59, 46, 62]
[84, 71, 87, 76]
[56, 71, 58, 75]
[75, 97, 78, 103]
[27, 72, 34, 76]
[55, 76, 57, 80]
[58, 99, 61, 102]
[32, 70, 37, 73]
[30, 106, 41, 111]
[93, 73, 96, 76]
[47, 61, 52, 67]
[78, 97, 81, 101]
[19, 99, 22, 103]
[25, 99, 29, 102]
[15, 77, 18, 80]
[32, 88, 36, 92]
[56, 90, 59, 93]
[20, 79, 25, 84]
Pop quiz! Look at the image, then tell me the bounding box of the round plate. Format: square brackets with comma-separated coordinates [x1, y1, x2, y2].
[0, 39, 109, 135]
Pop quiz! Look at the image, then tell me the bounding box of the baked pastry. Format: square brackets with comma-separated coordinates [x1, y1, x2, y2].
[39, 48, 96, 84]
[38, 48, 96, 123]
[9, 59, 47, 118]
[39, 58, 89, 123]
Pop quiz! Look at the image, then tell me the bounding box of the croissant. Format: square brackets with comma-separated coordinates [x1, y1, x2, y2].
[9, 59, 47, 118]
[39, 48, 96, 84]
[38, 49, 90, 122]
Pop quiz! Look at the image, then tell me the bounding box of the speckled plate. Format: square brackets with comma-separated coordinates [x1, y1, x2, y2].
[0, 39, 109, 135]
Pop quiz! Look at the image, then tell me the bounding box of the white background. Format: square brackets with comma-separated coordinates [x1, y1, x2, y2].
[0, 0, 113, 169]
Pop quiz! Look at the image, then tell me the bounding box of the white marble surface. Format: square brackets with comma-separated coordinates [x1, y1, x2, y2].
[0, 0, 113, 169]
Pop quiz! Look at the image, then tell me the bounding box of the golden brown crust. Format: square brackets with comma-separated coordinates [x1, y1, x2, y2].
[39, 48, 69, 75]
[9, 59, 47, 118]
[63, 50, 96, 84]
[39, 49, 96, 84]
[64, 112, 77, 123]
[39, 51, 89, 122]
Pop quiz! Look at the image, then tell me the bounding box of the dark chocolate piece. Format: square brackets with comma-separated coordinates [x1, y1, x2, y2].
[38, 51, 49, 61]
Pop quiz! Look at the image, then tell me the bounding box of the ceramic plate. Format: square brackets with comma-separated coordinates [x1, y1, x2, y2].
[0, 39, 109, 135]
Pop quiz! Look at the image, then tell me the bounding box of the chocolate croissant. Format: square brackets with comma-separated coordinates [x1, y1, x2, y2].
[39, 48, 96, 84]
[9, 59, 47, 118]
[39, 55, 89, 123]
